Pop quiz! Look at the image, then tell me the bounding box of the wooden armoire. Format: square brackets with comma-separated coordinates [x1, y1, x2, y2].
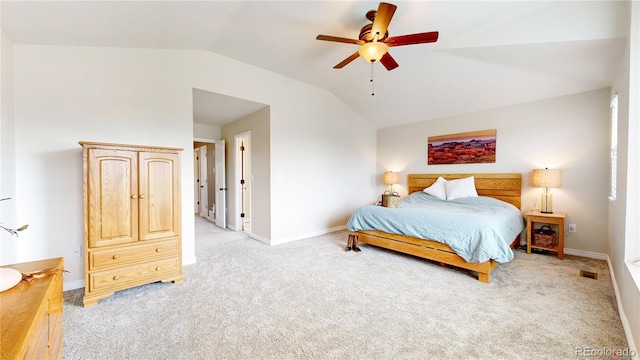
[80, 141, 183, 307]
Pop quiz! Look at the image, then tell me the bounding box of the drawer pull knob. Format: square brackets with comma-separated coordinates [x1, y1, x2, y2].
[139, 194, 145, 199]
[155, 248, 161, 253]
[155, 267, 161, 271]
[112, 255, 119, 260]
[131, 195, 138, 199]
[113, 275, 120, 280]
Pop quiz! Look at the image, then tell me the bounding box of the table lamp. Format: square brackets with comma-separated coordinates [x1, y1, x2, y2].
[383, 171, 400, 193]
[532, 168, 562, 213]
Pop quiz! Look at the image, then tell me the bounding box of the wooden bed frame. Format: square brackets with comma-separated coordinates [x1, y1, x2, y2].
[349, 173, 522, 283]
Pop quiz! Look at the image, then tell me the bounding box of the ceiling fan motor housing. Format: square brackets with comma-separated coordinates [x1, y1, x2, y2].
[360, 10, 389, 41]
[360, 23, 389, 42]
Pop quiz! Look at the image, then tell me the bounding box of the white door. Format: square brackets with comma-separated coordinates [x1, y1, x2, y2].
[234, 133, 251, 233]
[214, 140, 226, 228]
[193, 149, 199, 213]
[199, 146, 208, 218]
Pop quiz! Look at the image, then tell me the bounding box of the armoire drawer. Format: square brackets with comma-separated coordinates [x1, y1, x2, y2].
[88, 239, 178, 270]
[89, 257, 179, 292]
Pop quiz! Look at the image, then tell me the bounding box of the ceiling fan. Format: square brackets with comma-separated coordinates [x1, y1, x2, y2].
[316, 2, 439, 71]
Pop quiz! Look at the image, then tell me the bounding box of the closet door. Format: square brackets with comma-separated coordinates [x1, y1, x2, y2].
[87, 149, 138, 248]
[138, 151, 181, 241]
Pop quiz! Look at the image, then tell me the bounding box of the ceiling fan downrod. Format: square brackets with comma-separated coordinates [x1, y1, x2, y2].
[370, 61, 375, 96]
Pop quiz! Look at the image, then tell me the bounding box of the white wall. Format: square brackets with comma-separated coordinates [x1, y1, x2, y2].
[10, 46, 197, 288]
[378, 89, 610, 255]
[267, 87, 376, 243]
[6, 45, 376, 289]
[184, 51, 377, 244]
[193, 123, 220, 140]
[0, 29, 18, 251]
[609, 0, 640, 352]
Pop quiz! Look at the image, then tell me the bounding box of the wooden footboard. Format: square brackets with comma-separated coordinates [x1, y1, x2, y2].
[351, 230, 499, 283]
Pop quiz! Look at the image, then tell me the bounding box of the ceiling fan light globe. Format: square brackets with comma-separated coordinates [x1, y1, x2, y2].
[358, 42, 388, 63]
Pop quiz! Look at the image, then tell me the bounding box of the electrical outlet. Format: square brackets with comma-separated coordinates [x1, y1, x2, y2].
[72, 246, 83, 257]
[569, 224, 577, 233]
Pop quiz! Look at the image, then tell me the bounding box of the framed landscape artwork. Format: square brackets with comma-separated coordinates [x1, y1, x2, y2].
[428, 129, 496, 165]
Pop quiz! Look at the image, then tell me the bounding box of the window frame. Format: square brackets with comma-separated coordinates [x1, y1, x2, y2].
[610, 93, 618, 201]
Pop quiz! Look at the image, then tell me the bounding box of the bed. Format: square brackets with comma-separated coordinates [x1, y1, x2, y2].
[347, 173, 524, 283]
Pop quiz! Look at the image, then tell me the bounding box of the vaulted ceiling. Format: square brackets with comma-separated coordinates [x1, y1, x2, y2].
[1, 1, 629, 129]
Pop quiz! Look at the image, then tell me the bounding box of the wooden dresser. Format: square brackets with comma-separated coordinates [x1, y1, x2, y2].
[80, 142, 183, 307]
[0, 258, 64, 360]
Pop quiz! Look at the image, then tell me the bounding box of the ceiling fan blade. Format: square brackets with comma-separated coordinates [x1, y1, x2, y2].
[371, 2, 397, 39]
[316, 35, 364, 45]
[380, 52, 399, 71]
[334, 52, 361, 69]
[385, 31, 439, 47]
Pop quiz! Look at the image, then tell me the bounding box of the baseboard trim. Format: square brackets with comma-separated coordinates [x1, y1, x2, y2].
[63, 279, 85, 292]
[606, 255, 639, 359]
[249, 233, 270, 245]
[242, 225, 350, 246]
[268, 225, 348, 246]
[183, 255, 197, 266]
[563, 248, 607, 260]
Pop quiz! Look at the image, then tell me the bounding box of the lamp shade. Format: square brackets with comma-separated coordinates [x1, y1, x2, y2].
[359, 41, 388, 63]
[384, 171, 400, 185]
[532, 168, 562, 188]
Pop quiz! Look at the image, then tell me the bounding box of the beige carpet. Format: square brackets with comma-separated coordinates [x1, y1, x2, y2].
[62, 217, 631, 359]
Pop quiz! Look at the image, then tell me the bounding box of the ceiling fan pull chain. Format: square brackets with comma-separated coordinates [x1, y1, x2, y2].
[370, 61, 375, 96]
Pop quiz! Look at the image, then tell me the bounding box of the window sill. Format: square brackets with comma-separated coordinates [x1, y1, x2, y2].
[625, 260, 640, 291]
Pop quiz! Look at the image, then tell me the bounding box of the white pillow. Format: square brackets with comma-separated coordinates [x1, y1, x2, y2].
[423, 176, 447, 200]
[444, 176, 478, 200]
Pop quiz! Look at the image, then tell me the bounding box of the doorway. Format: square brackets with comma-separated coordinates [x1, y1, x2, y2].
[193, 140, 226, 228]
[235, 132, 251, 233]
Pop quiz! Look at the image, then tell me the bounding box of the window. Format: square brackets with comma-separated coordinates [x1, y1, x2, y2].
[610, 93, 618, 200]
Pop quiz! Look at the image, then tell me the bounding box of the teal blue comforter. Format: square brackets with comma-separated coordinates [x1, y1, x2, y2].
[347, 192, 524, 263]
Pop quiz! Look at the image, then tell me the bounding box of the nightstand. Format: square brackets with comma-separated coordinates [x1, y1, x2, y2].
[525, 211, 567, 259]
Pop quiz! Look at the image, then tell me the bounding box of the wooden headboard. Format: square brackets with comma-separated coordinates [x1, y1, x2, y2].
[407, 173, 522, 209]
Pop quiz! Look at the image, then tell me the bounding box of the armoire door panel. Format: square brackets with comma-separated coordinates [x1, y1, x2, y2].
[138, 152, 181, 241]
[88, 149, 139, 248]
